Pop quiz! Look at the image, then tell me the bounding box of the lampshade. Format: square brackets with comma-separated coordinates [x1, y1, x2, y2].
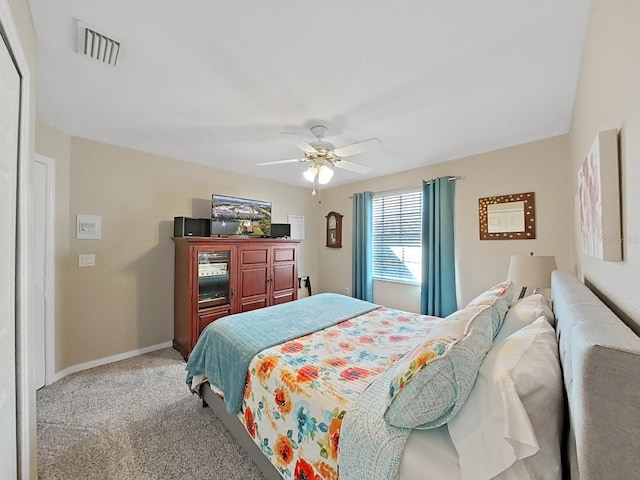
[303, 165, 318, 182]
[507, 254, 557, 298]
[317, 165, 334, 184]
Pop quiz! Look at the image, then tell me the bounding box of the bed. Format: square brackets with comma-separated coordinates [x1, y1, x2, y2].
[186, 271, 640, 480]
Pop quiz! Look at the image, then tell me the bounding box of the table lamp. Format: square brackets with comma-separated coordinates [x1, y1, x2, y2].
[507, 253, 557, 299]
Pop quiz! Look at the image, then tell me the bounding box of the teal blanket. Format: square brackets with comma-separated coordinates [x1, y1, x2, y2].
[185, 293, 378, 414]
[338, 365, 410, 480]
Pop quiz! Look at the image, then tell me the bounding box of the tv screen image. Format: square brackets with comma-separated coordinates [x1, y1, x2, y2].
[211, 194, 272, 237]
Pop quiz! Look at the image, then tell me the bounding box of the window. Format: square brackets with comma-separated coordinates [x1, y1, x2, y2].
[372, 188, 422, 284]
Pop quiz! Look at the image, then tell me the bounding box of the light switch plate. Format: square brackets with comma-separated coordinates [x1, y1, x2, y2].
[79, 254, 96, 267]
[77, 214, 102, 240]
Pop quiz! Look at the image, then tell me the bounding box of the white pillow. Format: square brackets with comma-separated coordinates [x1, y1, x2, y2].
[448, 317, 563, 480]
[494, 294, 555, 344]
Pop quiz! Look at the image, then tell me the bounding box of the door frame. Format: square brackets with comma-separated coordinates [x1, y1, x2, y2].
[0, 1, 35, 478]
[34, 154, 56, 386]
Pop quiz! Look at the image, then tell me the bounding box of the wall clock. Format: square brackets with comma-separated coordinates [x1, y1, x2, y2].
[326, 211, 343, 248]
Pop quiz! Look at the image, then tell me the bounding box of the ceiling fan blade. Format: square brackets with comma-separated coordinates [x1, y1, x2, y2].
[280, 132, 316, 153]
[333, 138, 383, 158]
[256, 158, 306, 166]
[334, 158, 372, 174]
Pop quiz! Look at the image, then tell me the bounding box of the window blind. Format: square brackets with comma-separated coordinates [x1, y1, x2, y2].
[372, 189, 422, 284]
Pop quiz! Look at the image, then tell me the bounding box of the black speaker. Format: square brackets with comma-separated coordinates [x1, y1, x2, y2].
[174, 217, 211, 237]
[270, 223, 291, 238]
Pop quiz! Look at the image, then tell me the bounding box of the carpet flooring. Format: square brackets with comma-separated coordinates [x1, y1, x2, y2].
[37, 347, 268, 479]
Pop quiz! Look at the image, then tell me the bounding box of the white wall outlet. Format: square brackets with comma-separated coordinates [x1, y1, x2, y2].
[79, 254, 96, 267]
[345, 287, 351, 296]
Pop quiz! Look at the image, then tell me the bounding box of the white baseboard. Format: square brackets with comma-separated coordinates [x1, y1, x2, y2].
[51, 341, 173, 384]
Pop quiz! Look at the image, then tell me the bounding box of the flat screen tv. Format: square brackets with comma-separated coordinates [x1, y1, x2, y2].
[211, 194, 272, 237]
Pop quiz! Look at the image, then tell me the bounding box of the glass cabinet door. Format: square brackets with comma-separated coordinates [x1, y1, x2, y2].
[197, 250, 231, 309]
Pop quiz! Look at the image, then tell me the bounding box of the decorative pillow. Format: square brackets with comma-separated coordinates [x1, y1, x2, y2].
[448, 317, 563, 480]
[466, 279, 514, 307]
[384, 304, 496, 429]
[493, 294, 555, 344]
[466, 280, 515, 333]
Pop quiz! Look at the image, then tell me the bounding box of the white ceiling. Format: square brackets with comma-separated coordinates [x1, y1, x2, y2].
[29, 1, 593, 188]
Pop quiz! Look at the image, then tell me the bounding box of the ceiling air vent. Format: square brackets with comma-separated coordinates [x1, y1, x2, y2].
[76, 20, 121, 67]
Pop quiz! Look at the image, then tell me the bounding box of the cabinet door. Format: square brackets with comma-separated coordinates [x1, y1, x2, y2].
[238, 245, 270, 312]
[271, 245, 298, 305]
[188, 245, 236, 355]
[195, 247, 235, 312]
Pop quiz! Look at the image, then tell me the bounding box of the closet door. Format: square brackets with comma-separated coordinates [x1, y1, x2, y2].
[0, 31, 20, 479]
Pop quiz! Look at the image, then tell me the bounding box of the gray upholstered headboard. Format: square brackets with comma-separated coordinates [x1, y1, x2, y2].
[552, 271, 640, 480]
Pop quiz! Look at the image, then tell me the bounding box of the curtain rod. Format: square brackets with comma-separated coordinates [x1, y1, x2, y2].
[348, 175, 462, 199]
[424, 175, 461, 184]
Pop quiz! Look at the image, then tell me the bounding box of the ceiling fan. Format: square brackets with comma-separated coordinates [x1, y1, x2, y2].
[257, 125, 382, 195]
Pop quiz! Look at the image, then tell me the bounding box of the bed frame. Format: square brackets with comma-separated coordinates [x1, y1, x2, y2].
[552, 270, 640, 479]
[199, 271, 640, 480]
[200, 384, 282, 480]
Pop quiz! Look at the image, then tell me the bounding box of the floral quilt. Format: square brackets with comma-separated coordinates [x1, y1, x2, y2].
[236, 306, 441, 480]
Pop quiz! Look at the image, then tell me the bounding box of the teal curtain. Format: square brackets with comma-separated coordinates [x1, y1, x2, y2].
[421, 177, 457, 316]
[352, 192, 373, 301]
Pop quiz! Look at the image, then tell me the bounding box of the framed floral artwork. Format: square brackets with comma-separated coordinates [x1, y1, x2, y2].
[578, 129, 622, 261]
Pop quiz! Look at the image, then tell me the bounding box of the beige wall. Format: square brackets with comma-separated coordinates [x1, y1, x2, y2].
[36, 132, 322, 371]
[41, 131, 572, 369]
[318, 135, 572, 312]
[41, 126, 573, 369]
[568, 0, 640, 328]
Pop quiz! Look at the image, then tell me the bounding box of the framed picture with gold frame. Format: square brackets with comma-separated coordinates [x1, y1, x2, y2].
[326, 211, 343, 248]
[478, 192, 536, 240]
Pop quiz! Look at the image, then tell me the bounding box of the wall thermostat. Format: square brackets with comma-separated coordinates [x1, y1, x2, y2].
[76, 214, 102, 240]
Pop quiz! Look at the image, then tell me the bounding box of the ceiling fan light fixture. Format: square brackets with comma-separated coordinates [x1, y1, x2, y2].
[317, 165, 334, 185]
[303, 165, 318, 182]
[260, 126, 381, 189]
